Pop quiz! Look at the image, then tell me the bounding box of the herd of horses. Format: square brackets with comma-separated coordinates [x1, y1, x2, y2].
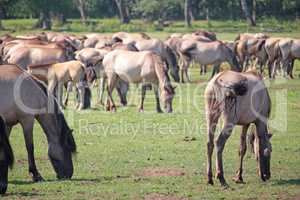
[0, 29, 298, 194]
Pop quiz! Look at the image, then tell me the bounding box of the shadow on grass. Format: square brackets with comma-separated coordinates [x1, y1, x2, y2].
[273, 179, 300, 186]
[9, 176, 132, 186]
[5, 192, 45, 197]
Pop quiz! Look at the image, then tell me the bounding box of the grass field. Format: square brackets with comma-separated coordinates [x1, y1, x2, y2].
[1, 19, 300, 200]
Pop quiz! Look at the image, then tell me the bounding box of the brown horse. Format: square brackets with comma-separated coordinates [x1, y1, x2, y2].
[0, 64, 76, 182]
[0, 116, 14, 195]
[205, 70, 272, 186]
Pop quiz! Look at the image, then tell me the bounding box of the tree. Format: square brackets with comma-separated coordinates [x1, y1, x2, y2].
[184, 0, 192, 27]
[241, 0, 256, 26]
[74, 0, 87, 24]
[252, 0, 256, 24]
[115, 0, 130, 24]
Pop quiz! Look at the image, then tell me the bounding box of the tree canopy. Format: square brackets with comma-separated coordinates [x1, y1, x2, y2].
[0, 0, 298, 29]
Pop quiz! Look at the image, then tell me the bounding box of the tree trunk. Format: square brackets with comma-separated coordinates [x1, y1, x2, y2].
[75, 0, 87, 24]
[184, 0, 192, 27]
[252, 0, 256, 24]
[241, 0, 256, 26]
[115, 0, 130, 24]
[35, 10, 52, 30]
[0, 4, 5, 30]
[206, 7, 210, 21]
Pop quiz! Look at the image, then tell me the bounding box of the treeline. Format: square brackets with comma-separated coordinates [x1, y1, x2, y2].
[0, 0, 299, 30]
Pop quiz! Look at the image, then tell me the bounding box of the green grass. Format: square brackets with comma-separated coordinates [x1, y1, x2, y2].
[1, 18, 300, 36]
[1, 22, 300, 199]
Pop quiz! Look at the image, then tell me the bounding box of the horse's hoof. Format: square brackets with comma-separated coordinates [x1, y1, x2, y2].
[207, 179, 214, 185]
[157, 109, 163, 113]
[232, 176, 245, 184]
[111, 107, 116, 112]
[220, 181, 229, 189]
[139, 108, 144, 113]
[31, 173, 44, 182]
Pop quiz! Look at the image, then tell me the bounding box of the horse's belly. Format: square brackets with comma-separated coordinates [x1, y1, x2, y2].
[193, 52, 218, 65]
[115, 65, 143, 83]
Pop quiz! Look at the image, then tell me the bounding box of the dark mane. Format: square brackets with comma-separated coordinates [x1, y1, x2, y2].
[0, 117, 14, 168]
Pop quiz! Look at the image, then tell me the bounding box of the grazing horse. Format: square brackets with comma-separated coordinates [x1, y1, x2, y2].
[180, 40, 242, 80]
[27, 60, 92, 110]
[205, 70, 272, 186]
[0, 64, 76, 182]
[103, 50, 176, 113]
[0, 117, 14, 195]
[278, 39, 300, 79]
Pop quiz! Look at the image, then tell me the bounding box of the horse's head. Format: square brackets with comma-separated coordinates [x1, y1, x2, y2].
[225, 45, 242, 72]
[0, 118, 14, 195]
[48, 113, 76, 180]
[162, 84, 176, 113]
[165, 45, 180, 82]
[252, 132, 272, 181]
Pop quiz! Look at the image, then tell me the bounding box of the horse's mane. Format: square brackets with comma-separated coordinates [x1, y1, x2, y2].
[139, 32, 151, 40]
[0, 117, 14, 168]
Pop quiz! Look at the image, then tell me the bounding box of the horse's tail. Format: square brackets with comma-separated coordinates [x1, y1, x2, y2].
[231, 80, 248, 96]
[217, 77, 248, 97]
[0, 117, 14, 168]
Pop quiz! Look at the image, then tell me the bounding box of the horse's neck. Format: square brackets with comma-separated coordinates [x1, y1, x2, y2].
[36, 113, 60, 144]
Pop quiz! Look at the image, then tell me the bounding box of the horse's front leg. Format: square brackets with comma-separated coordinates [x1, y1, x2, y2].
[287, 59, 295, 79]
[153, 85, 162, 113]
[211, 65, 220, 79]
[233, 124, 250, 184]
[20, 118, 44, 182]
[185, 68, 191, 83]
[139, 84, 147, 112]
[215, 122, 234, 187]
[98, 77, 106, 105]
[76, 81, 86, 110]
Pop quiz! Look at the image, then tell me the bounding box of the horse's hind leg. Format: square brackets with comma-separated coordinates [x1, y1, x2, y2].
[139, 84, 147, 112]
[63, 81, 73, 107]
[215, 121, 234, 187]
[106, 74, 118, 112]
[211, 65, 220, 79]
[20, 118, 44, 182]
[206, 111, 220, 185]
[185, 69, 191, 83]
[233, 124, 250, 184]
[153, 85, 162, 113]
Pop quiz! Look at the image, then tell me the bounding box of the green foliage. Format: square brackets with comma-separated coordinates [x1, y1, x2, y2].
[133, 0, 182, 21]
